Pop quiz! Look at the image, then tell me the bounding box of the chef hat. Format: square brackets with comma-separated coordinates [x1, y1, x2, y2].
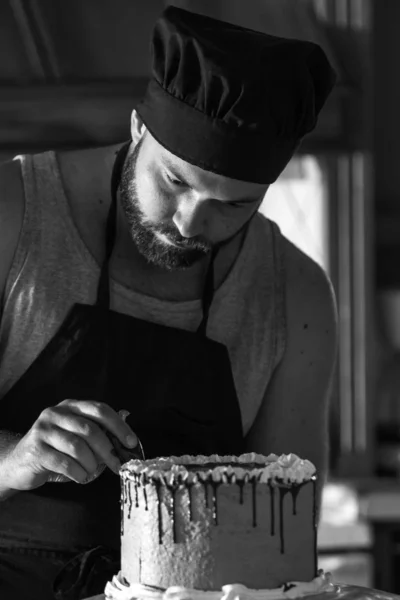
[137, 6, 336, 184]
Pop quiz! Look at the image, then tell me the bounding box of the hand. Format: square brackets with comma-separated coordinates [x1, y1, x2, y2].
[1, 400, 137, 491]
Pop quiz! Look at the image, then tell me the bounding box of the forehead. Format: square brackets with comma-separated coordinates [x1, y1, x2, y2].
[140, 130, 268, 201]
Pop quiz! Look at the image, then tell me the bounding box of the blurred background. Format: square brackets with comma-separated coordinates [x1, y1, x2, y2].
[1, 0, 400, 592]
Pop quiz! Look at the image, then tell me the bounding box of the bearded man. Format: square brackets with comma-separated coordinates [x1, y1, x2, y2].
[0, 6, 337, 599]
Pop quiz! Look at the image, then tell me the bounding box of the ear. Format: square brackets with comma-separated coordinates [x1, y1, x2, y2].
[130, 109, 147, 145]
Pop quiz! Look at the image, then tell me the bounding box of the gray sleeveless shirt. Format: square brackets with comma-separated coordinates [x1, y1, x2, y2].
[0, 152, 286, 435]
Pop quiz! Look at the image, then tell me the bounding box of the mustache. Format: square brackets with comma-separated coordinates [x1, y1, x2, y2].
[153, 224, 212, 252]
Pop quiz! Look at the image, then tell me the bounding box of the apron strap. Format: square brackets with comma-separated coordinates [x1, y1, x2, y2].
[196, 247, 218, 337]
[93, 142, 131, 403]
[96, 141, 132, 310]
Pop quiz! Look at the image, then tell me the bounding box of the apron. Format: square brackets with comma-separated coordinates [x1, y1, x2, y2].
[0, 142, 245, 600]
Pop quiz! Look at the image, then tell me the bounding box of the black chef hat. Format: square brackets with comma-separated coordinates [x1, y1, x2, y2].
[137, 6, 336, 184]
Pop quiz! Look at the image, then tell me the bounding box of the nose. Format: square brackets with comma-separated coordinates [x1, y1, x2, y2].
[172, 198, 207, 239]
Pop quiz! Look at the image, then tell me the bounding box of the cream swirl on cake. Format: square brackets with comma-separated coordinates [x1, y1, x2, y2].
[121, 453, 316, 485]
[105, 571, 334, 600]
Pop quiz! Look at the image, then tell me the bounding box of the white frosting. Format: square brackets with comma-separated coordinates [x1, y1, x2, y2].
[105, 571, 334, 600]
[121, 454, 316, 485]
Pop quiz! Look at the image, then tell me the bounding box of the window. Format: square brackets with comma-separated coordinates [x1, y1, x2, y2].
[258, 156, 329, 272]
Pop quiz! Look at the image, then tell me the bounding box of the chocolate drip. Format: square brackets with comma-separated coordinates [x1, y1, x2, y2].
[121, 479, 125, 504]
[251, 479, 257, 527]
[122, 470, 313, 552]
[312, 478, 318, 576]
[120, 479, 125, 536]
[166, 485, 177, 543]
[204, 481, 209, 509]
[290, 486, 300, 515]
[269, 483, 275, 536]
[143, 485, 148, 511]
[124, 480, 128, 504]
[187, 483, 194, 522]
[279, 487, 289, 553]
[238, 480, 244, 505]
[127, 482, 133, 519]
[155, 481, 163, 544]
[211, 482, 219, 525]
[134, 475, 139, 508]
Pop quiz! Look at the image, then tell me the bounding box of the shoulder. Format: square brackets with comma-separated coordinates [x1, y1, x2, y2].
[253, 215, 337, 345]
[56, 145, 117, 263]
[281, 235, 338, 371]
[0, 158, 25, 303]
[283, 237, 336, 316]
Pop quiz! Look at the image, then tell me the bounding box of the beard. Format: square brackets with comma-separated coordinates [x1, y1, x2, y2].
[119, 140, 212, 271]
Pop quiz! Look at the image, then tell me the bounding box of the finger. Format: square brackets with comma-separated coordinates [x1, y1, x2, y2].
[45, 412, 121, 475]
[119, 410, 130, 421]
[58, 400, 137, 449]
[48, 473, 72, 484]
[44, 425, 100, 476]
[41, 443, 88, 484]
[82, 462, 106, 484]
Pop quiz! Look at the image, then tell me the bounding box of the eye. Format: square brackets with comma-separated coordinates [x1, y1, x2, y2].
[167, 173, 185, 187]
[228, 201, 248, 208]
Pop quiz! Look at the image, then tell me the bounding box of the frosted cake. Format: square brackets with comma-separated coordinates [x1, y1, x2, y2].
[106, 453, 335, 599]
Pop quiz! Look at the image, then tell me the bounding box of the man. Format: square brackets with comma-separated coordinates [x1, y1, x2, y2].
[0, 6, 337, 600]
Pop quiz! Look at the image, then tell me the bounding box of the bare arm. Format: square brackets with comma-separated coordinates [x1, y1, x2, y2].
[0, 161, 143, 501]
[0, 432, 22, 499]
[244, 240, 338, 516]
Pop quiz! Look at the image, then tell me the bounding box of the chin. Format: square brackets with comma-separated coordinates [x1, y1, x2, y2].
[144, 251, 204, 271]
[129, 224, 210, 271]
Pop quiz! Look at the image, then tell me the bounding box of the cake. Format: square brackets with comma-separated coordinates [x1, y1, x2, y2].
[105, 453, 335, 599]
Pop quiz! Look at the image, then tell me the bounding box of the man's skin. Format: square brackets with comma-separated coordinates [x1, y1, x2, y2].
[0, 110, 338, 507]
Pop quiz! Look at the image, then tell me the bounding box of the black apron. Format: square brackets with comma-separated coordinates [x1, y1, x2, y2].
[0, 142, 244, 600]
